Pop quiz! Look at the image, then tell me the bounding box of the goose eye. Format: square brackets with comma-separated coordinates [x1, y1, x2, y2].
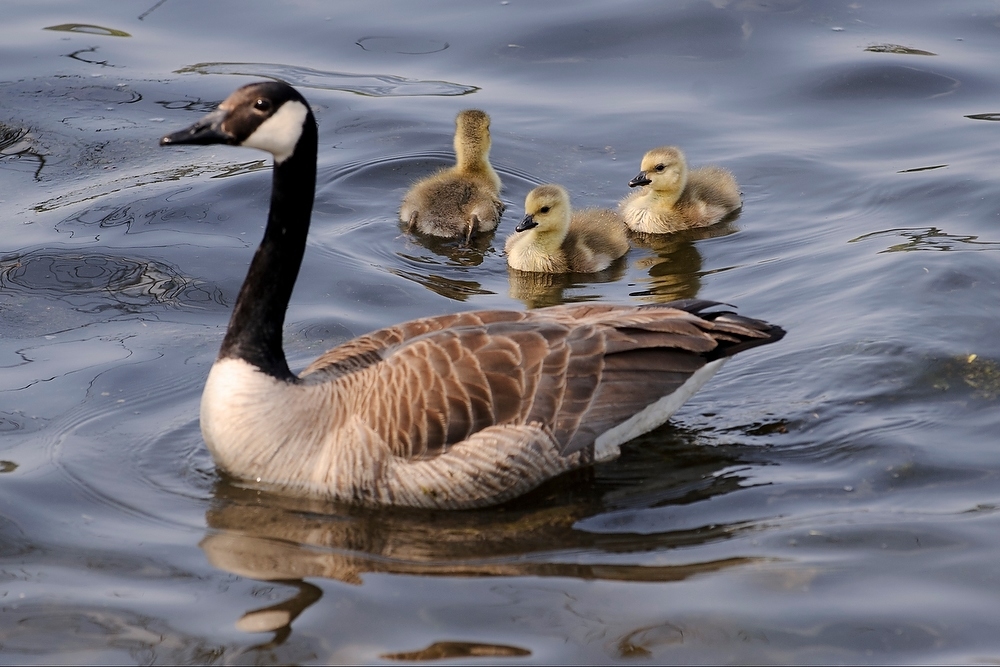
[539, 206, 550, 213]
[654, 164, 665, 172]
[254, 98, 272, 112]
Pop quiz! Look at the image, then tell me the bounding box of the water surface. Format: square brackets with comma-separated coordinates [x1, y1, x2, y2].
[2, 0, 1000, 663]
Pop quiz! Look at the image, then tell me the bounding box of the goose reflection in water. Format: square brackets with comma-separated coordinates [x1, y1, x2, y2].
[200, 423, 769, 646]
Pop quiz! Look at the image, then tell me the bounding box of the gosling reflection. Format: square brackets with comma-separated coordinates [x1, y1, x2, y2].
[389, 267, 492, 303]
[397, 223, 496, 266]
[391, 232, 496, 302]
[506, 258, 627, 309]
[628, 220, 738, 304]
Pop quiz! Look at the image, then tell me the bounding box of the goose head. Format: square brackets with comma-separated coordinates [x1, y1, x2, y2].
[628, 146, 688, 197]
[453, 109, 493, 167]
[516, 184, 571, 237]
[160, 81, 314, 165]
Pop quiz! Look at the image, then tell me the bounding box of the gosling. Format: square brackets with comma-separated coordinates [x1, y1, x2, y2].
[505, 184, 629, 274]
[620, 146, 741, 234]
[400, 109, 504, 244]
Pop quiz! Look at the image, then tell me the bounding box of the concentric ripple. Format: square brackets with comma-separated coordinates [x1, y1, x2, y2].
[0, 250, 224, 314]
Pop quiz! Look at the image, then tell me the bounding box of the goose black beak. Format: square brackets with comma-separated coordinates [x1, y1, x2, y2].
[628, 171, 651, 188]
[160, 108, 235, 147]
[515, 214, 538, 233]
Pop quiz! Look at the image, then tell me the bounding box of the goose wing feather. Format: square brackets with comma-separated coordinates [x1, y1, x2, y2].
[299, 302, 780, 463]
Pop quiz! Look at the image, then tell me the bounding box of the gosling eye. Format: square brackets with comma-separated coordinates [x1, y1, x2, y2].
[539, 206, 550, 214]
[654, 164, 665, 172]
[253, 98, 272, 113]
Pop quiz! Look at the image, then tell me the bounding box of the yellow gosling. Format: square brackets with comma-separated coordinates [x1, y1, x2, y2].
[619, 146, 741, 234]
[400, 109, 504, 243]
[505, 184, 629, 274]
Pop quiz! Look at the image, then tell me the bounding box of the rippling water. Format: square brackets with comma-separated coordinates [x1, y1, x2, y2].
[3, 0, 1000, 663]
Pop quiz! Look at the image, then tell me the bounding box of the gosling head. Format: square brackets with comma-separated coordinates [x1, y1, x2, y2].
[160, 81, 315, 164]
[453, 109, 492, 165]
[516, 184, 571, 234]
[628, 146, 688, 196]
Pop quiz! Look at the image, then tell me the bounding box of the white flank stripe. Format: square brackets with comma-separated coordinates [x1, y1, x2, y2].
[241, 100, 308, 164]
[593, 357, 728, 461]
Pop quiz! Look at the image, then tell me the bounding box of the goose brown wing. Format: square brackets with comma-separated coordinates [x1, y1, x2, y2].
[350, 317, 571, 460]
[299, 310, 525, 380]
[302, 302, 783, 462]
[540, 303, 731, 454]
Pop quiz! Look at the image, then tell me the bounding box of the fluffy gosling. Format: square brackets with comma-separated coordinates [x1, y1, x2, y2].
[506, 184, 629, 274]
[400, 109, 504, 243]
[620, 146, 741, 234]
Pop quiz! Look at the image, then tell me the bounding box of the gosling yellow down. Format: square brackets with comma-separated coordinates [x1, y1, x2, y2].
[506, 184, 629, 274]
[620, 146, 741, 234]
[400, 109, 504, 243]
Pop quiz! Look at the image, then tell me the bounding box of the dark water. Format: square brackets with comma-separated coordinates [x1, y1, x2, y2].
[2, 0, 1000, 662]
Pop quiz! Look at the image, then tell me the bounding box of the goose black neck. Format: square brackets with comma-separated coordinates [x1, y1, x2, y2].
[218, 115, 318, 381]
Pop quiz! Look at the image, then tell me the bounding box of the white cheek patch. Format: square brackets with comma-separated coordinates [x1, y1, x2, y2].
[241, 100, 308, 164]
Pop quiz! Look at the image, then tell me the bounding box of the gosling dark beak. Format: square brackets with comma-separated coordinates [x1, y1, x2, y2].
[160, 108, 234, 147]
[515, 214, 538, 233]
[628, 171, 651, 188]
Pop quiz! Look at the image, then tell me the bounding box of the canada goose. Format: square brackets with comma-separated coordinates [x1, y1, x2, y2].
[505, 184, 629, 274]
[620, 146, 741, 234]
[399, 109, 504, 244]
[161, 82, 785, 510]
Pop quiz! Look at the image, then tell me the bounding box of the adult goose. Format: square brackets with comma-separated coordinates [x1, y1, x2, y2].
[620, 146, 742, 234]
[505, 184, 629, 274]
[399, 109, 504, 244]
[161, 82, 784, 509]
